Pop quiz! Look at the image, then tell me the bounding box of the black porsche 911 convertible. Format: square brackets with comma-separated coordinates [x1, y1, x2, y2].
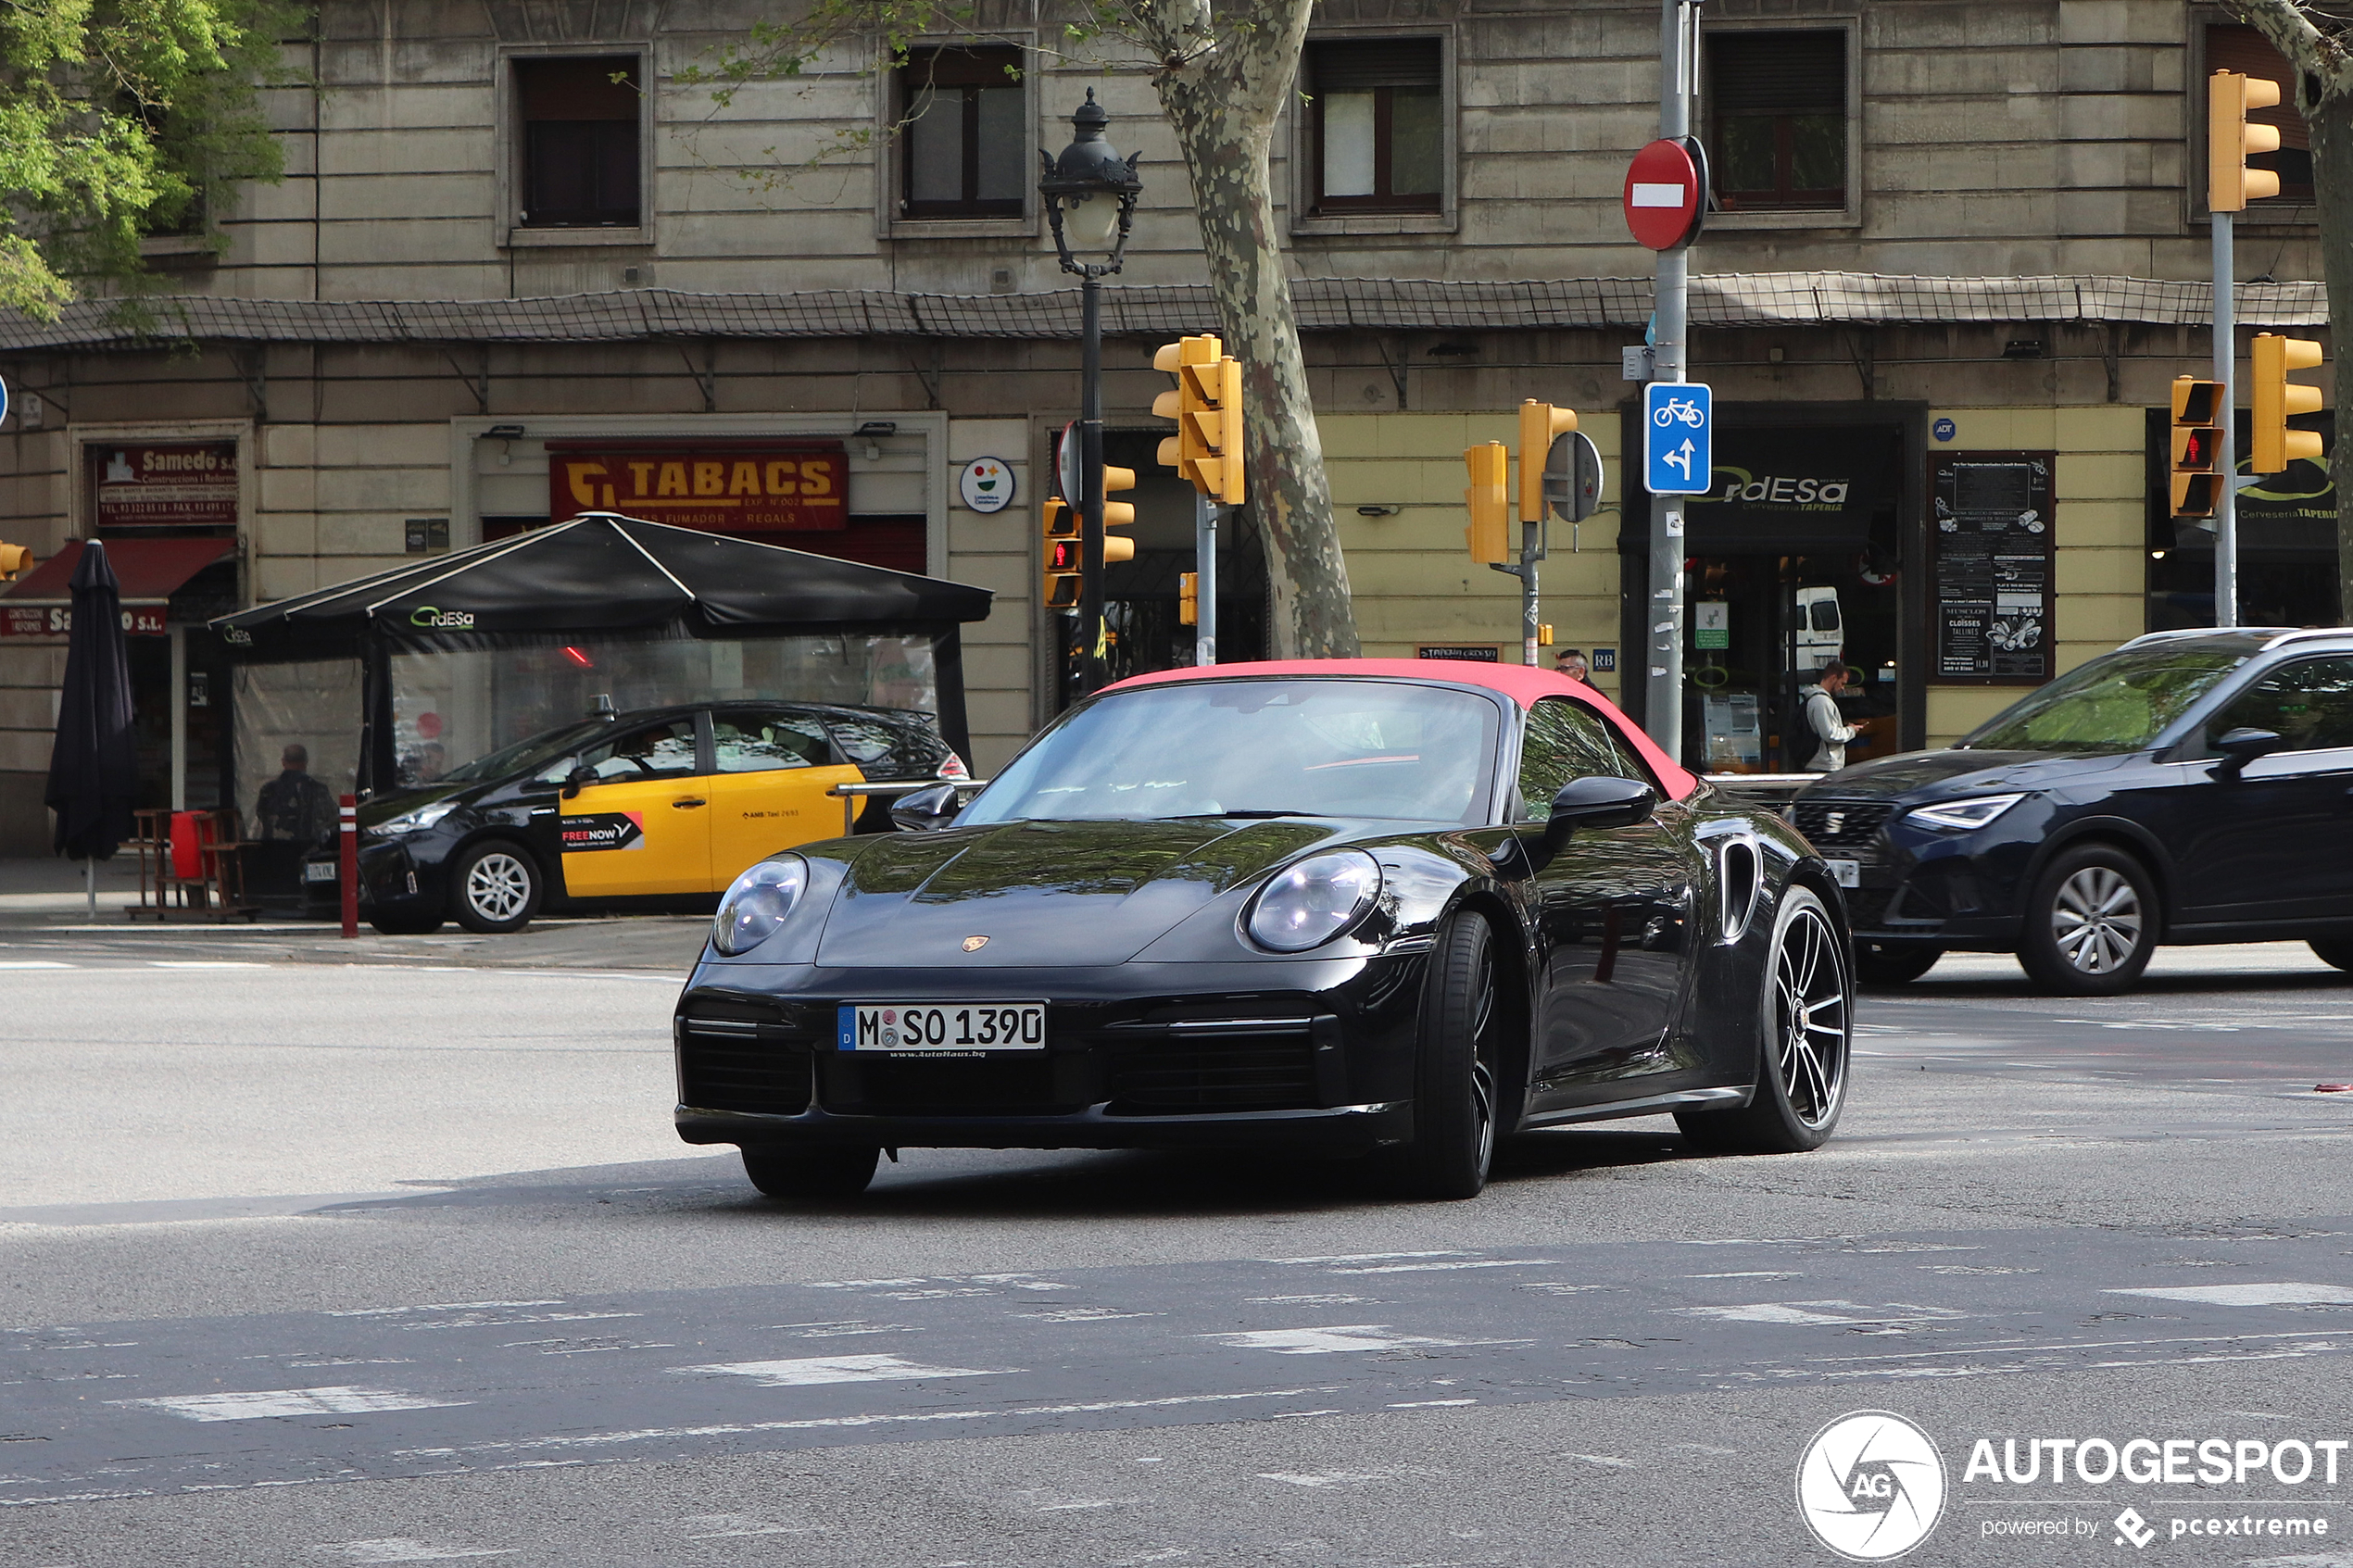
[673, 659, 1855, 1201]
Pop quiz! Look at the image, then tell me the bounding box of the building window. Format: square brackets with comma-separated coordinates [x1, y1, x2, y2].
[900, 47, 1026, 220]
[1305, 37, 1444, 216]
[1706, 31, 1846, 211]
[2205, 25, 2313, 207]
[516, 56, 643, 228]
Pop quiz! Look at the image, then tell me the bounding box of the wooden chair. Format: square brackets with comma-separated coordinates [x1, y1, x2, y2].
[125, 809, 258, 922]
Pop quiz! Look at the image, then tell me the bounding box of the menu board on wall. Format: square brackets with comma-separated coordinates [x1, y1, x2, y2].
[1931, 452, 2055, 683]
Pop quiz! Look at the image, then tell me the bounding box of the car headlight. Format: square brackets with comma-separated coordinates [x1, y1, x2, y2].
[1244, 850, 1382, 953]
[712, 855, 809, 956]
[375, 799, 459, 835]
[1904, 793, 2026, 832]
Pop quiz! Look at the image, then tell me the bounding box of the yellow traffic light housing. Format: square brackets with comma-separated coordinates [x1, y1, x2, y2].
[1463, 442, 1511, 563]
[0, 541, 31, 581]
[1516, 401, 1579, 522]
[2170, 375, 2222, 520]
[1152, 334, 1246, 506]
[2249, 333, 2326, 474]
[1101, 463, 1138, 563]
[1178, 571, 1199, 626]
[2210, 70, 2284, 213]
[1041, 496, 1081, 609]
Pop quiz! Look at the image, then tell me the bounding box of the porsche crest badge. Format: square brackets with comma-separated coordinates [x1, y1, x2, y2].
[962, 935, 989, 951]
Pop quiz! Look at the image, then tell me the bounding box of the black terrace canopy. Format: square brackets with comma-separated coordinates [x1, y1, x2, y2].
[210, 512, 994, 660]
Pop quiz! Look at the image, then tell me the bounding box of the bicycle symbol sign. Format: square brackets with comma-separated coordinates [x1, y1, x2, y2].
[1643, 380, 1712, 495]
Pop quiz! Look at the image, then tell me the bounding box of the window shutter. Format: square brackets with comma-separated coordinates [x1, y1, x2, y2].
[1708, 31, 1844, 117]
[1309, 38, 1442, 94]
[516, 56, 640, 121]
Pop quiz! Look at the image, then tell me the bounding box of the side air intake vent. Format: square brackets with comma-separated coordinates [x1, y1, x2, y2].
[1718, 835, 1762, 944]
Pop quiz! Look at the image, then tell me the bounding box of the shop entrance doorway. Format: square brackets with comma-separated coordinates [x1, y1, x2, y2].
[1684, 553, 1902, 773]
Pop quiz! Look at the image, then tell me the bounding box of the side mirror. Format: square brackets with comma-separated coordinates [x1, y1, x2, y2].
[2211, 726, 2285, 780]
[560, 762, 595, 800]
[1543, 775, 1659, 849]
[889, 782, 963, 833]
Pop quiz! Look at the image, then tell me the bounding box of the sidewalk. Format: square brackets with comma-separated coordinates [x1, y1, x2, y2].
[0, 856, 708, 972]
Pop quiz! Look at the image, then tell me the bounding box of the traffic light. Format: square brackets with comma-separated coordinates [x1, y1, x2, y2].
[2209, 70, 2284, 213]
[1101, 463, 1137, 563]
[1517, 401, 1579, 522]
[1463, 441, 1510, 563]
[2170, 375, 2222, 520]
[1041, 496, 1081, 609]
[1152, 334, 1246, 505]
[0, 541, 30, 581]
[2249, 333, 2326, 474]
[1178, 571, 1199, 626]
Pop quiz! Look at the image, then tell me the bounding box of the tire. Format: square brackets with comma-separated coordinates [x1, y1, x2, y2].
[367, 911, 444, 936]
[741, 1145, 879, 1199]
[2018, 844, 2156, 996]
[1393, 911, 1508, 1200]
[1856, 941, 1941, 986]
[1676, 884, 1851, 1155]
[2309, 938, 2353, 974]
[448, 840, 542, 935]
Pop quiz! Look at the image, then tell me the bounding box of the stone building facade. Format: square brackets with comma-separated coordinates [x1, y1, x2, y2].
[0, 0, 2333, 849]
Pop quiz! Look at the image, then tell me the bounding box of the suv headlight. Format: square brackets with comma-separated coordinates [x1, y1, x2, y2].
[712, 855, 809, 956]
[375, 799, 459, 835]
[1244, 850, 1382, 953]
[1904, 793, 2026, 832]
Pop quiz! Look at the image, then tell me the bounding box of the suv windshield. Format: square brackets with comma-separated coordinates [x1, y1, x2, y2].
[962, 679, 1502, 825]
[1963, 646, 2247, 755]
[442, 720, 613, 784]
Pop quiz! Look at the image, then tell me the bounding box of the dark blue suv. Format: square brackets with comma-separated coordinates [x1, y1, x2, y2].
[1792, 628, 2353, 994]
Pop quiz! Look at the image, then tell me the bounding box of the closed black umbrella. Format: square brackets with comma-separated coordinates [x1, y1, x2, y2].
[44, 542, 139, 912]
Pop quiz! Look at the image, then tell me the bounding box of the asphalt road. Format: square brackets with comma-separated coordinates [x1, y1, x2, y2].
[3, 934, 2351, 1566]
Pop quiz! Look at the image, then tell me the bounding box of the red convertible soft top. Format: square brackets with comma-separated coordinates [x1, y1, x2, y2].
[1100, 658, 1698, 802]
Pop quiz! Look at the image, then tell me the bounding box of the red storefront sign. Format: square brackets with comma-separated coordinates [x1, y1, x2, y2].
[1, 603, 168, 638]
[547, 441, 849, 533]
[91, 441, 240, 532]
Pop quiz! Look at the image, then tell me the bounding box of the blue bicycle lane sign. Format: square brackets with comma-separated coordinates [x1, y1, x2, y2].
[1643, 381, 1712, 495]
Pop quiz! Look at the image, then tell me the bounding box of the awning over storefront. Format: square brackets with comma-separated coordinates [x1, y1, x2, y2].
[209, 511, 993, 660]
[0, 537, 236, 637]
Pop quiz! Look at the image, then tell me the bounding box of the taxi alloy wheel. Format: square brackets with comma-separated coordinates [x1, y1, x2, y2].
[451, 840, 541, 935]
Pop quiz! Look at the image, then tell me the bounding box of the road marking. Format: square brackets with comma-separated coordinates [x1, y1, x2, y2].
[1203, 1324, 1490, 1354]
[668, 1353, 1000, 1386]
[2107, 1282, 2353, 1307]
[0, 960, 69, 969]
[1266, 1250, 1464, 1265]
[1257, 1469, 1393, 1487]
[1321, 1258, 1553, 1274]
[113, 1386, 470, 1422]
[148, 960, 270, 969]
[311, 1539, 515, 1562]
[327, 1300, 563, 1316]
[1667, 1300, 1968, 1327]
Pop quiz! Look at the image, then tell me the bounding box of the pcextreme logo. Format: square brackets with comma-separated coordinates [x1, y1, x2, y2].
[409, 605, 475, 629]
[1797, 1411, 1948, 1561]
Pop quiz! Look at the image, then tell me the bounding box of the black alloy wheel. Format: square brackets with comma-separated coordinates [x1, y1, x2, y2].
[1677, 884, 1851, 1154]
[1856, 941, 1941, 986]
[1394, 911, 1507, 1200]
[368, 911, 445, 936]
[449, 839, 542, 935]
[2309, 938, 2353, 974]
[2018, 844, 2155, 996]
[742, 1145, 880, 1199]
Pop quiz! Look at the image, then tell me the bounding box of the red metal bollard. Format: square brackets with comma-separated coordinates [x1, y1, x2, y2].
[339, 795, 359, 938]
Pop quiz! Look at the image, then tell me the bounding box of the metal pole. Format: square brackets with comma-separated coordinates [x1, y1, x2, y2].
[339, 795, 359, 939]
[1645, 0, 1693, 759]
[1079, 272, 1107, 692]
[2213, 212, 2237, 629]
[1521, 518, 1542, 667]
[169, 624, 188, 812]
[1194, 493, 1219, 666]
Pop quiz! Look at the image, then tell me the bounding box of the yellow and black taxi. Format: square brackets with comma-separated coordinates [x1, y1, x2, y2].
[311, 702, 965, 935]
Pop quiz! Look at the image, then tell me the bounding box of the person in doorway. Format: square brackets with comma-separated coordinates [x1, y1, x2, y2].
[255, 744, 338, 849]
[1553, 648, 1592, 684]
[1802, 663, 1873, 773]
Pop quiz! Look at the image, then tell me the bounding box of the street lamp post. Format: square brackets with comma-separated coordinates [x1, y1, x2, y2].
[1040, 89, 1141, 696]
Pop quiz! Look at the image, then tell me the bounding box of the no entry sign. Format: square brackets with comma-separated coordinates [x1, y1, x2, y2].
[1623, 138, 1705, 251]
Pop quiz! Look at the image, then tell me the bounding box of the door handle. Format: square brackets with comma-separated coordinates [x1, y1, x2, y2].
[673, 797, 708, 809]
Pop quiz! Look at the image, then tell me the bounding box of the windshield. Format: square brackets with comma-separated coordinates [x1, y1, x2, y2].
[962, 679, 1502, 826]
[1962, 647, 2247, 755]
[442, 720, 613, 784]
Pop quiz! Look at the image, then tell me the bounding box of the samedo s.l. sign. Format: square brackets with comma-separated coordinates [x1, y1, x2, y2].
[547, 440, 849, 534]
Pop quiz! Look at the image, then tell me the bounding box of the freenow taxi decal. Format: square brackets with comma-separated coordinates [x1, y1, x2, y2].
[560, 812, 646, 853]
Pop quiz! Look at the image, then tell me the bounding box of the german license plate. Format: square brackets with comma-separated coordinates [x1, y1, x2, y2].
[1826, 858, 1860, 888]
[303, 860, 339, 883]
[838, 1002, 1047, 1053]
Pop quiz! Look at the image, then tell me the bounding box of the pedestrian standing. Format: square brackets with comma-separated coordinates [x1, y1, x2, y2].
[1553, 648, 1591, 684]
[1802, 662, 1868, 772]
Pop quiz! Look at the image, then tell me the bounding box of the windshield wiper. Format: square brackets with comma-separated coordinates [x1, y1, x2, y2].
[1172, 809, 1318, 820]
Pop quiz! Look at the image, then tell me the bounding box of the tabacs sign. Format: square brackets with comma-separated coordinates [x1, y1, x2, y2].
[547, 441, 849, 534]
